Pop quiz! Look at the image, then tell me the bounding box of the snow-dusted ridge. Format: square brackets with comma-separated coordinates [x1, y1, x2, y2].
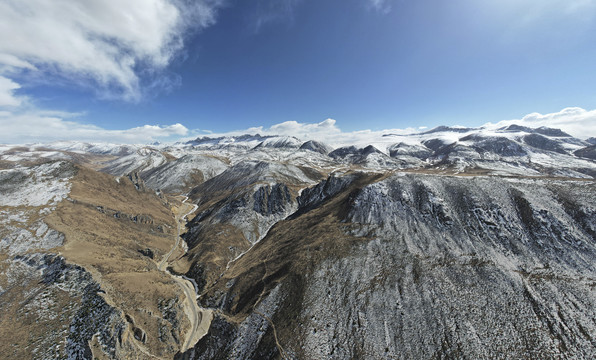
[1, 123, 596, 359]
[2, 124, 595, 185]
[0, 161, 74, 207]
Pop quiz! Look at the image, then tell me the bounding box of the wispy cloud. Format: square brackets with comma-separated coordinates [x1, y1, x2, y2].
[367, 0, 393, 14]
[0, 0, 224, 102]
[250, 0, 301, 33]
[0, 111, 188, 144]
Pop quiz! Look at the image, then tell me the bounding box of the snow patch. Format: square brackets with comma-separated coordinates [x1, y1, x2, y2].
[0, 162, 72, 207]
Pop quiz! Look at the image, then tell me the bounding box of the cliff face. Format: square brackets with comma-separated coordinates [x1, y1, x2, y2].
[181, 172, 596, 359]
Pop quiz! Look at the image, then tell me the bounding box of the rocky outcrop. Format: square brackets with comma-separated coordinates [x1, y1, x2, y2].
[2, 254, 127, 359]
[253, 184, 292, 216]
[422, 138, 450, 152]
[523, 134, 568, 154]
[95, 205, 158, 227]
[329, 145, 383, 159]
[575, 144, 596, 160]
[138, 248, 155, 259]
[289, 173, 356, 219]
[127, 171, 146, 190]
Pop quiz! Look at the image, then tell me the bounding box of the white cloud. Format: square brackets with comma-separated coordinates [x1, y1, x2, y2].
[0, 0, 221, 145]
[367, 0, 392, 14]
[0, 0, 223, 102]
[0, 76, 22, 107]
[0, 112, 188, 144]
[269, 118, 342, 139]
[190, 107, 596, 152]
[4, 106, 595, 148]
[191, 118, 418, 150]
[250, 0, 301, 33]
[485, 107, 596, 139]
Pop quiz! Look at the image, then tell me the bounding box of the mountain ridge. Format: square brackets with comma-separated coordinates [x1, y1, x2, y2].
[1, 123, 595, 359]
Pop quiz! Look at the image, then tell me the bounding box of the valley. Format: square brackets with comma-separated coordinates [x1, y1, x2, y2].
[0, 124, 595, 359]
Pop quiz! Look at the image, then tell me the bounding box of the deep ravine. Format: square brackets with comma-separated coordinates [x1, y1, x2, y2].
[161, 196, 213, 353]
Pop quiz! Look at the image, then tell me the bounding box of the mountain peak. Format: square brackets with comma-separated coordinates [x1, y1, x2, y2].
[253, 136, 303, 150]
[499, 124, 571, 137]
[299, 140, 332, 155]
[420, 125, 477, 134]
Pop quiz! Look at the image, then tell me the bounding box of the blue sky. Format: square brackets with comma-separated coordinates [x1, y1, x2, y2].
[1, 0, 596, 143]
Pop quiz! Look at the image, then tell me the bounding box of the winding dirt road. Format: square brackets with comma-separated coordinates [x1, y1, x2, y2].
[161, 197, 213, 353]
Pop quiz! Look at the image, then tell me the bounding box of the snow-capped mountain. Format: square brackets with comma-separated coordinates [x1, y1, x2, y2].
[184, 134, 275, 149]
[0, 123, 595, 359]
[252, 136, 303, 150]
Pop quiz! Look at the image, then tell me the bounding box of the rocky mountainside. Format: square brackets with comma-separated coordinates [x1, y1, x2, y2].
[0, 124, 595, 359]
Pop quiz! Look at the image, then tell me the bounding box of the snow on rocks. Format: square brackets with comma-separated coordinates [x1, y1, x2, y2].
[0, 222, 64, 256]
[0, 161, 74, 207]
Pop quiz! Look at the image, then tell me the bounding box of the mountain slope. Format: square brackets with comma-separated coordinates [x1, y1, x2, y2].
[182, 172, 596, 359]
[1, 123, 595, 360]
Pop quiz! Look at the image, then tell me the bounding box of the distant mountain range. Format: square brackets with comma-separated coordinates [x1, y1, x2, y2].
[1, 124, 595, 359]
